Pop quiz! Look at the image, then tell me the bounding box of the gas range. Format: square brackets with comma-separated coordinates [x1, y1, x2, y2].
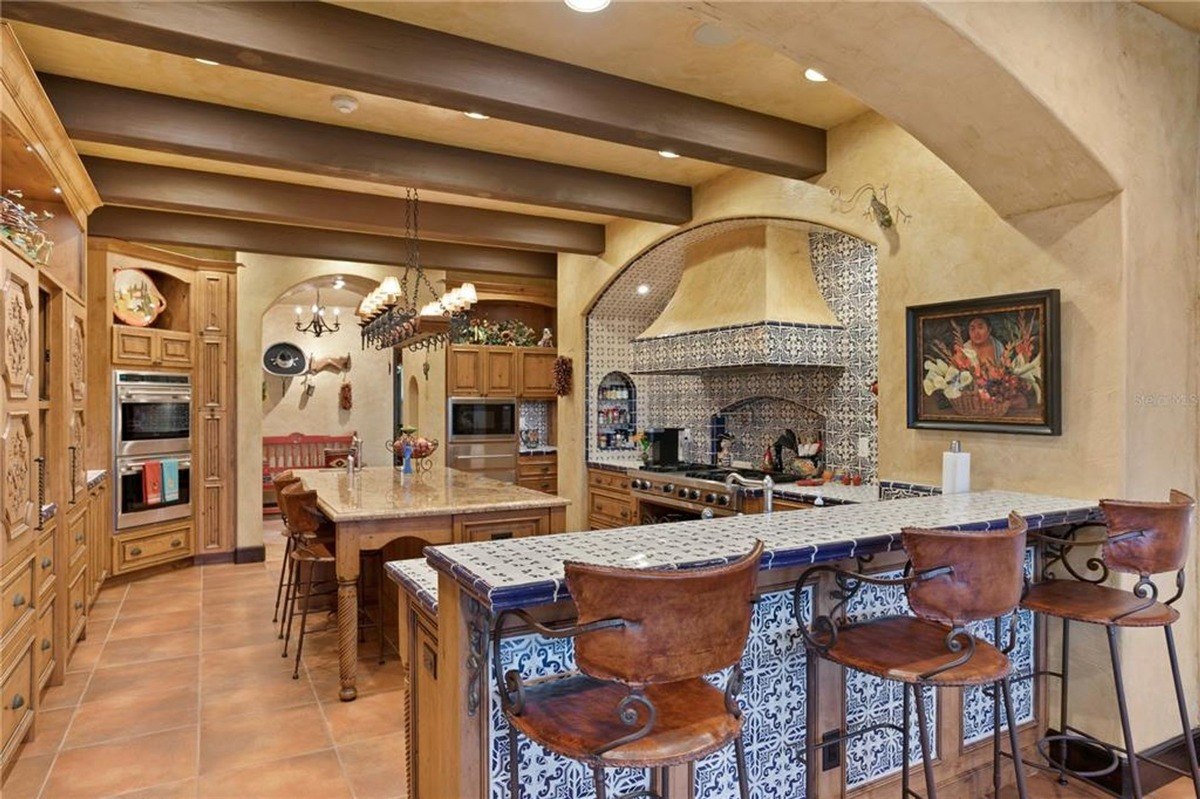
[629, 464, 740, 513]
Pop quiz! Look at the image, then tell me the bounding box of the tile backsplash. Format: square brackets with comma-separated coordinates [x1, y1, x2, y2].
[519, 400, 552, 447]
[586, 219, 878, 478]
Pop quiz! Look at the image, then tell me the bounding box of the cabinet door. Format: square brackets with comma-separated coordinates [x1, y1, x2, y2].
[112, 326, 157, 366]
[67, 300, 86, 407]
[482, 348, 518, 396]
[198, 410, 229, 551]
[518, 350, 556, 398]
[2, 252, 39, 562]
[196, 271, 230, 335]
[197, 337, 227, 412]
[158, 331, 193, 367]
[67, 409, 86, 505]
[447, 346, 482, 396]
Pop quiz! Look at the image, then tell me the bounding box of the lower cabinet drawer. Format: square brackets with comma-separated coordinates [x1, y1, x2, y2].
[587, 469, 630, 493]
[112, 521, 194, 576]
[1, 557, 35, 644]
[36, 531, 55, 598]
[588, 489, 633, 527]
[36, 600, 55, 689]
[68, 566, 88, 645]
[67, 505, 88, 568]
[1, 645, 34, 758]
[517, 476, 558, 495]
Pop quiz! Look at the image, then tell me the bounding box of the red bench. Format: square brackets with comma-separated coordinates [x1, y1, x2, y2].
[262, 432, 354, 513]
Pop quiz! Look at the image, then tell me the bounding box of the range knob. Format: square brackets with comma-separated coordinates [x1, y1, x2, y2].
[636, 479, 649, 490]
[678, 488, 688, 498]
[716, 495, 730, 506]
[688, 489, 700, 500]
[662, 483, 675, 493]
[704, 493, 717, 504]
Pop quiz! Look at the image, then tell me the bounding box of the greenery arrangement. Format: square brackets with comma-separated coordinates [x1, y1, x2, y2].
[453, 317, 538, 347]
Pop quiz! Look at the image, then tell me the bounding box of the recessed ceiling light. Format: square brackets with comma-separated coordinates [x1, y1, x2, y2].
[692, 22, 738, 47]
[24, 145, 33, 153]
[194, 57, 220, 66]
[332, 277, 345, 289]
[636, 284, 650, 295]
[657, 150, 680, 159]
[52, 186, 62, 195]
[564, 0, 610, 13]
[463, 111, 490, 120]
[330, 94, 359, 114]
[804, 68, 828, 83]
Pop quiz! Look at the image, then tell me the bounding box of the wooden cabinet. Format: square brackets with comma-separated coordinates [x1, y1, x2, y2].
[0, 644, 34, 769]
[112, 326, 194, 368]
[195, 271, 231, 335]
[517, 454, 557, 495]
[586, 467, 634, 530]
[452, 507, 553, 544]
[410, 611, 440, 799]
[112, 518, 194, 576]
[447, 345, 557, 398]
[1, 247, 40, 567]
[66, 503, 87, 574]
[86, 477, 109, 606]
[196, 336, 233, 554]
[67, 563, 87, 649]
[35, 598, 54, 693]
[518, 350, 557, 398]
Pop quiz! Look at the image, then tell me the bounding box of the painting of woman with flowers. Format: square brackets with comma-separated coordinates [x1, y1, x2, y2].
[907, 290, 1061, 434]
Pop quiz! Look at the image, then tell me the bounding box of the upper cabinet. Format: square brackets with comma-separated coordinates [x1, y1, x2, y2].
[446, 345, 557, 399]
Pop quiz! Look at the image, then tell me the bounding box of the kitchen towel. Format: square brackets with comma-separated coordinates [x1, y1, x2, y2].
[162, 458, 180, 503]
[143, 460, 163, 506]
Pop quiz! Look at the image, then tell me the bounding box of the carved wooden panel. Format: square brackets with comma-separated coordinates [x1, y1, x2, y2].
[3, 411, 35, 544]
[199, 482, 225, 551]
[2, 260, 36, 402]
[200, 412, 225, 482]
[197, 271, 229, 336]
[199, 337, 226, 411]
[69, 306, 86, 405]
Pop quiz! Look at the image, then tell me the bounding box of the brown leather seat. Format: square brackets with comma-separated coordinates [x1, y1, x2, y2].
[509, 674, 741, 767]
[823, 616, 1010, 686]
[1021, 580, 1179, 627]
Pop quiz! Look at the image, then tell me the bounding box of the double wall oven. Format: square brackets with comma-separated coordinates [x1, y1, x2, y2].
[114, 371, 193, 529]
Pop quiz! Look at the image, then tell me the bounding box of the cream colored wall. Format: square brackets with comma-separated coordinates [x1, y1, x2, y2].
[260, 304, 392, 465]
[235, 253, 445, 552]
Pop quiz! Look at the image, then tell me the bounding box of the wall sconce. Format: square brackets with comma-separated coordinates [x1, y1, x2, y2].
[830, 183, 911, 229]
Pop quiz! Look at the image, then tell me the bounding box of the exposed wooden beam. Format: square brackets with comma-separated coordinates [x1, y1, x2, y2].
[6, 1, 826, 179]
[81, 156, 605, 254]
[88, 207, 557, 279]
[40, 75, 692, 224]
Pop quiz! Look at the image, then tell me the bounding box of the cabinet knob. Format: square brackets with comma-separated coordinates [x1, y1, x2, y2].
[41, 638, 51, 651]
[171, 539, 182, 548]
[41, 557, 52, 569]
[76, 533, 85, 544]
[130, 547, 142, 556]
[75, 600, 84, 610]
[8, 694, 25, 711]
[11, 593, 25, 608]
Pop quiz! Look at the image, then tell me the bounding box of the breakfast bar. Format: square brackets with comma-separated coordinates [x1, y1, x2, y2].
[293, 466, 568, 700]
[391, 489, 1100, 799]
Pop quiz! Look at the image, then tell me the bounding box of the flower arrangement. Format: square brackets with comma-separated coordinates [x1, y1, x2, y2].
[922, 311, 1042, 418]
[452, 317, 539, 347]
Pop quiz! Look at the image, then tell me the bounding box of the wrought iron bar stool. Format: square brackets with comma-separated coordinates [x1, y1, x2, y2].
[492, 541, 764, 799]
[1020, 489, 1199, 798]
[794, 513, 1031, 799]
[271, 470, 303, 627]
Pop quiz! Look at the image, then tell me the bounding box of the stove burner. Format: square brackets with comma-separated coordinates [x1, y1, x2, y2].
[684, 467, 799, 484]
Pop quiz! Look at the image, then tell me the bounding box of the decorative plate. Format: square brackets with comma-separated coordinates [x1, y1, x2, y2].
[262, 341, 308, 376]
[112, 268, 167, 327]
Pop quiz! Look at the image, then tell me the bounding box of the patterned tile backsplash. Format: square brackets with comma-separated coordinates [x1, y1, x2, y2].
[518, 400, 551, 446]
[587, 219, 879, 479]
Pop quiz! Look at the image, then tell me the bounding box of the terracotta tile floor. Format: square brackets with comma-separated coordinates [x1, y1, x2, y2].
[2, 522, 1194, 798]
[1, 522, 407, 799]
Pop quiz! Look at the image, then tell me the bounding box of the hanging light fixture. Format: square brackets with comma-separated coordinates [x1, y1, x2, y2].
[358, 188, 477, 351]
[295, 288, 341, 337]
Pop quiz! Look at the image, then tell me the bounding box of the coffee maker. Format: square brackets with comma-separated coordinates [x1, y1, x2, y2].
[643, 427, 683, 468]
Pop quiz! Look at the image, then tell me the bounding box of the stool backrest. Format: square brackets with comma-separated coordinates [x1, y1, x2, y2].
[901, 512, 1027, 626]
[272, 470, 300, 492]
[1100, 490, 1195, 577]
[278, 482, 322, 536]
[565, 541, 762, 686]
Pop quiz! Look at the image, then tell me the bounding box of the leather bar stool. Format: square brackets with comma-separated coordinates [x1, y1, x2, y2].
[492, 541, 764, 799]
[1021, 490, 1199, 798]
[795, 513, 1031, 799]
[271, 470, 302, 627]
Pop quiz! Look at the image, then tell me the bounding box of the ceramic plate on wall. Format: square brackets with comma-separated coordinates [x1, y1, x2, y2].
[112, 268, 166, 327]
[262, 341, 308, 376]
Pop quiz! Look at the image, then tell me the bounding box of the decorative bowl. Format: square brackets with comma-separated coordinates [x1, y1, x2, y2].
[113, 268, 166, 327]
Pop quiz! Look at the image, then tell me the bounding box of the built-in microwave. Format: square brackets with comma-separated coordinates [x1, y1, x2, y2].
[446, 398, 518, 483]
[114, 371, 192, 457]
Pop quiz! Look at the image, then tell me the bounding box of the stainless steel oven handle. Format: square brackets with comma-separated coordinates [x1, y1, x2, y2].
[451, 453, 514, 460]
[117, 395, 192, 404]
[119, 459, 191, 476]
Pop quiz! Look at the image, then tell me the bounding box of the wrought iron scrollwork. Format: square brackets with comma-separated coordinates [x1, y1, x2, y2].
[1031, 523, 1136, 584]
[593, 691, 658, 756]
[723, 662, 745, 718]
[465, 597, 487, 717]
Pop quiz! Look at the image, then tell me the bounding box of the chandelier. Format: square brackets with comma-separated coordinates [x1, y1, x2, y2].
[294, 289, 341, 337]
[358, 187, 477, 351]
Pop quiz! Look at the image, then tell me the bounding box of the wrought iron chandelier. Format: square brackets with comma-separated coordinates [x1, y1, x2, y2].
[358, 187, 476, 351]
[294, 289, 341, 338]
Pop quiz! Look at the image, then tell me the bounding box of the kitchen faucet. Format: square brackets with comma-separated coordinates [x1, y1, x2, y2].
[725, 472, 774, 514]
[347, 431, 363, 477]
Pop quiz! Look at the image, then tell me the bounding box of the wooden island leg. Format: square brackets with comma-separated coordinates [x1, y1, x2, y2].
[336, 527, 361, 701]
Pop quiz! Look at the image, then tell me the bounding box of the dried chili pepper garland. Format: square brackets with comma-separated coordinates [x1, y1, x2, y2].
[553, 356, 572, 396]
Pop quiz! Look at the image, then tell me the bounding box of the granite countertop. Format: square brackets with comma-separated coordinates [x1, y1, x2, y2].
[40, 503, 57, 523]
[426, 490, 1100, 612]
[294, 466, 570, 522]
[586, 460, 639, 473]
[385, 558, 440, 614]
[85, 469, 108, 489]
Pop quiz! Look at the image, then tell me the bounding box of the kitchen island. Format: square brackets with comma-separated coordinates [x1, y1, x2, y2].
[293, 466, 568, 700]
[392, 489, 1100, 799]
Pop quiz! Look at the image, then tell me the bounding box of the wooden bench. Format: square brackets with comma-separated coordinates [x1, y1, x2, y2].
[262, 432, 354, 513]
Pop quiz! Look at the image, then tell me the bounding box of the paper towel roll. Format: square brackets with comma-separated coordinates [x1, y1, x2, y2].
[942, 450, 971, 494]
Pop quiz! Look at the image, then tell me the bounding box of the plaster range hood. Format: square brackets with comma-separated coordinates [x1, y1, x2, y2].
[631, 224, 847, 374]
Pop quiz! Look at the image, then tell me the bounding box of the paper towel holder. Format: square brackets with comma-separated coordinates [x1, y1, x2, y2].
[950, 440, 961, 453]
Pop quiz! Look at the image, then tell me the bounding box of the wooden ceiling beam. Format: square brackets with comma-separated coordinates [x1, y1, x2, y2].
[88, 207, 558, 279]
[41, 75, 691, 224]
[6, 1, 826, 179]
[81, 156, 605, 254]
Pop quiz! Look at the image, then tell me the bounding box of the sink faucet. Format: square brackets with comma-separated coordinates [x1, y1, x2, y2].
[725, 472, 775, 514]
[348, 431, 363, 475]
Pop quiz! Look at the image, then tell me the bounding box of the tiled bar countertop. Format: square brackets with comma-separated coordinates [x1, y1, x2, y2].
[294, 466, 569, 521]
[426, 490, 1101, 611]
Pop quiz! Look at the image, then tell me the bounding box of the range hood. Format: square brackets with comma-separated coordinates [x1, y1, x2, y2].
[631, 224, 846, 373]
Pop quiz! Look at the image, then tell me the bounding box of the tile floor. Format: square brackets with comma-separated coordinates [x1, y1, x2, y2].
[1, 522, 1194, 798]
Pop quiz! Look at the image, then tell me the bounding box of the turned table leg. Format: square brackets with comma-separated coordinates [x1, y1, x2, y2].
[336, 529, 361, 701]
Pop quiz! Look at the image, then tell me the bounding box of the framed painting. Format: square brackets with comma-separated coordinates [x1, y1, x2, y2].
[906, 289, 1061, 435]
